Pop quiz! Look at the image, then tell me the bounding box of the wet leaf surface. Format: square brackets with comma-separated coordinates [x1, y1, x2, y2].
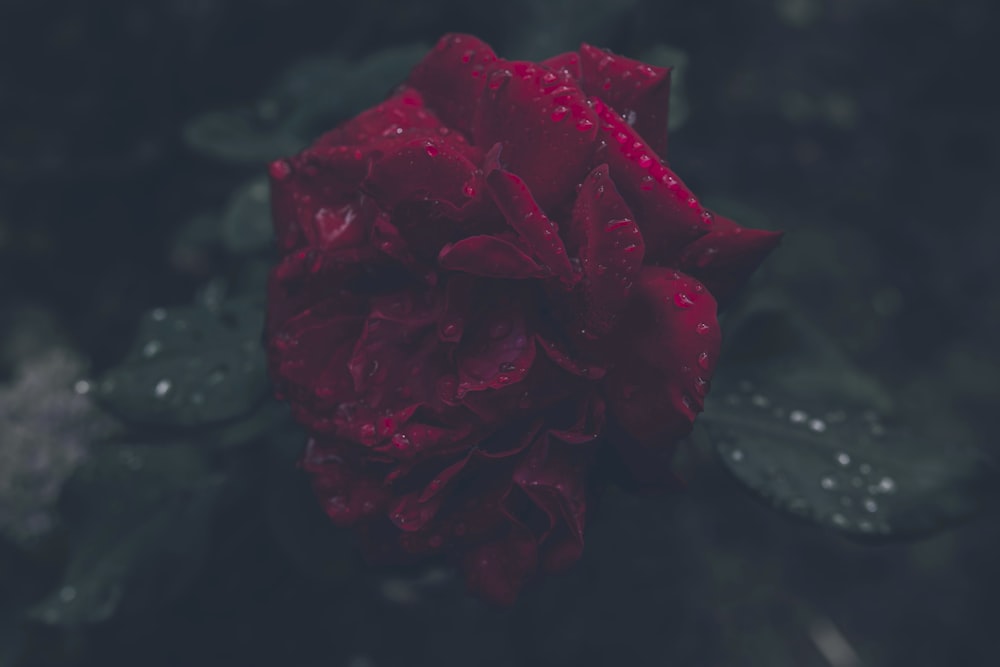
[28, 443, 224, 626]
[702, 300, 1000, 539]
[94, 297, 268, 428]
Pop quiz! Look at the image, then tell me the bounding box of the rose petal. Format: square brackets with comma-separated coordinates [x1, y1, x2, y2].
[591, 96, 713, 261]
[604, 267, 721, 443]
[577, 44, 672, 155]
[678, 222, 784, 304]
[302, 438, 390, 526]
[269, 144, 373, 252]
[406, 33, 498, 138]
[484, 144, 577, 285]
[571, 163, 645, 337]
[541, 51, 581, 79]
[269, 303, 364, 431]
[365, 136, 484, 216]
[438, 235, 548, 279]
[314, 88, 448, 148]
[475, 60, 599, 209]
[456, 307, 536, 396]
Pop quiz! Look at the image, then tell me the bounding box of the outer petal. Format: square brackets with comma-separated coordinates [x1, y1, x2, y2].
[541, 51, 581, 79]
[570, 163, 645, 337]
[591, 97, 714, 261]
[484, 144, 577, 285]
[313, 88, 449, 148]
[268, 145, 372, 252]
[604, 267, 721, 444]
[365, 136, 484, 216]
[578, 44, 672, 155]
[406, 33, 498, 138]
[302, 438, 391, 526]
[475, 60, 599, 209]
[678, 220, 784, 304]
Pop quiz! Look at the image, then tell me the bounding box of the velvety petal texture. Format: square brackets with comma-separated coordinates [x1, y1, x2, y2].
[265, 33, 781, 605]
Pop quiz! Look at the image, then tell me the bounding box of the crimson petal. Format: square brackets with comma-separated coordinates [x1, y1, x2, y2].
[541, 51, 581, 79]
[578, 44, 672, 155]
[406, 33, 497, 138]
[475, 60, 599, 209]
[314, 88, 447, 148]
[365, 136, 483, 216]
[591, 97, 713, 261]
[269, 144, 373, 252]
[302, 438, 390, 526]
[679, 222, 784, 304]
[456, 308, 536, 396]
[484, 144, 577, 285]
[571, 163, 645, 337]
[605, 267, 721, 443]
[438, 235, 548, 279]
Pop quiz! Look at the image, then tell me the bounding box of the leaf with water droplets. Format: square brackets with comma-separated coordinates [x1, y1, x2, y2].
[28, 443, 224, 625]
[95, 296, 268, 428]
[701, 300, 999, 539]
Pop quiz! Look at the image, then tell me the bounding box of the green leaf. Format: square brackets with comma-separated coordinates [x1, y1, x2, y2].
[28, 443, 224, 626]
[220, 177, 274, 255]
[702, 298, 999, 539]
[95, 296, 268, 428]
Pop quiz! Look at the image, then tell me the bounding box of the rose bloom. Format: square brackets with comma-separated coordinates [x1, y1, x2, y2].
[266, 34, 780, 604]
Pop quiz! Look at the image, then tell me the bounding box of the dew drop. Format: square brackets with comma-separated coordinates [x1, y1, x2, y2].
[808, 418, 827, 432]
[750, 394, 770, 408]
[59, 586, 77, 603]
[863, 498, 878, 513]
[859, 463, 872, 475]
[836, 452, 851, 466]
[142, 339, 162, 358]
[831, 513, 849, 527]
[151, 308, 167, 321]
[550, 106, 569, 122]
[729, 448, 745, 462]
[673, 292, 694, 308]
[74, 379, 92, 395]
[789, 410, 807, 423]
[820, 476, 837, 490]
[695, 322, 710, 335]
[696, 351, 711, 370]
[576, 118, 595, 132]
[154, 379, 172, 398]
[640, 175, 655, 191]
[424, 143, 439, 157]
[877, 477, 896, 493]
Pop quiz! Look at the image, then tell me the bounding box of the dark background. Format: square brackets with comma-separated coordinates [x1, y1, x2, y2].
[1, 0, 999, 665]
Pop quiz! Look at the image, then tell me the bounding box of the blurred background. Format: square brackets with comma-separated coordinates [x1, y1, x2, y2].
[1, 0, 999, 665]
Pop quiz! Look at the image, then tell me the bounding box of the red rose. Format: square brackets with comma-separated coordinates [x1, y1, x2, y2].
[266, 34, 781, 604]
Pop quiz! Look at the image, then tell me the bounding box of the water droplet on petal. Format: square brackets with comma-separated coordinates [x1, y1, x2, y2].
[575, 118, 595, 132]
[269, 159, 292, 180]
[673, 292, 694, 308]
[424, 143, 439, 157]
[640, 175, 655, 191]
[697, 351, 711, 370]
[550, 105, 569, 122]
